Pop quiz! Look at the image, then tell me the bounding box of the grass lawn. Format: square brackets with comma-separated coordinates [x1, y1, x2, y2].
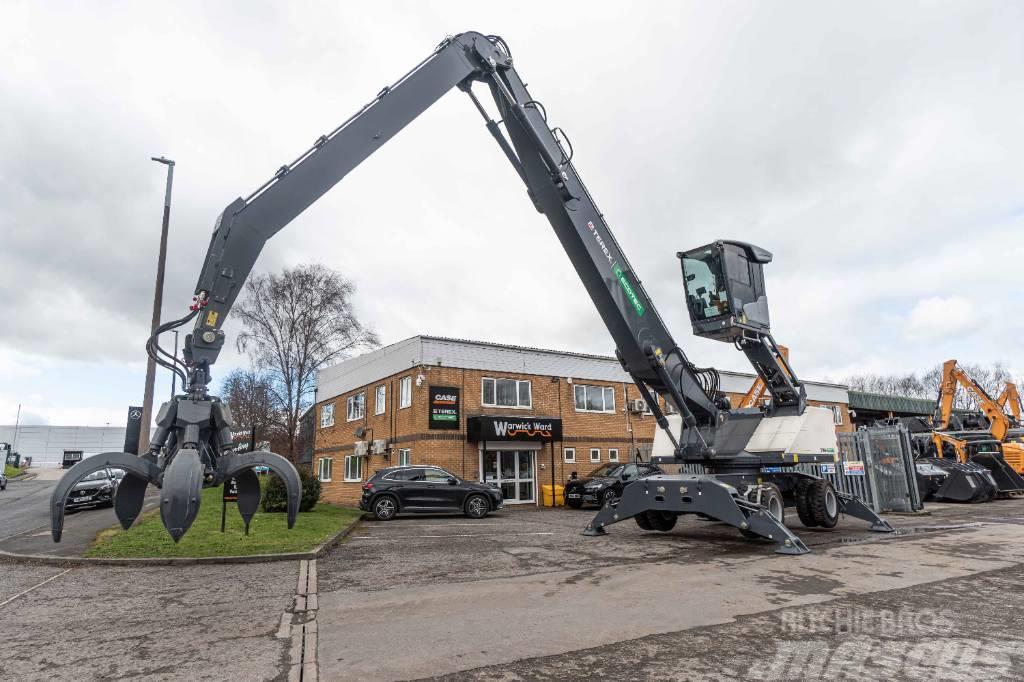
[86, 485, 362, 558]
[4, 464, 21, 478]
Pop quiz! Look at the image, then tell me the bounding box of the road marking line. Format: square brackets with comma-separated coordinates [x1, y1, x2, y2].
[353, 532, 555, 540]
[0, 568, 71, 608]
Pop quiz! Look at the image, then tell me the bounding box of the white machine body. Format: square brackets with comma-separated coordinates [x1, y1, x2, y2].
[651, 407, 839, 461]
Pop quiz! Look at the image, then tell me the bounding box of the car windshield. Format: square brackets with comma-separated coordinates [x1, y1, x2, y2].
[587, 463, 625, 478]
[81, 470, 111, 481]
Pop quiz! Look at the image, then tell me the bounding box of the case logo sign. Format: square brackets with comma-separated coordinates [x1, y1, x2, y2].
[428, 386, 460, 430]
[588, 221, 645, 317]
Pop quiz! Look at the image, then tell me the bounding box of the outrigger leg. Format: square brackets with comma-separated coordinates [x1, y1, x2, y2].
[582, 474, 810, 556]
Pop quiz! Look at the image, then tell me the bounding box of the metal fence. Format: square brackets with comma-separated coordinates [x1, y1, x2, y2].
[673, 425, 923, 513]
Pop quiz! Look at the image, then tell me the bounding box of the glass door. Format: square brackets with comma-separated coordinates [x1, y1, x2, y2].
[481, 450, 536, 503]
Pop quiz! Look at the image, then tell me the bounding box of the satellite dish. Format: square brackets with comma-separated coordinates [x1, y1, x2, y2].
[354, 426, 367, 439]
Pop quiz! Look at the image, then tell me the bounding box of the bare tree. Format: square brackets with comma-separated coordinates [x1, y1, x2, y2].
[847, 361, 1016, 413]
[220, 367, 280, 444]
[234, 264, 379, 459]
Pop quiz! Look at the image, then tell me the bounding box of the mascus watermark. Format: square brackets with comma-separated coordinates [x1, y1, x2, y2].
[780, 607, 955, 637]
[756, 636, 1022, 680]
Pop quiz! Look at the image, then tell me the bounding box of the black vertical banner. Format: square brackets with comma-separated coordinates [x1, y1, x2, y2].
[124, 406, 144, 454]
[428, 386, 460, 430]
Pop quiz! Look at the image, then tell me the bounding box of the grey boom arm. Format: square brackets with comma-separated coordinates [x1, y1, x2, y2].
[185, 32, 721, 453]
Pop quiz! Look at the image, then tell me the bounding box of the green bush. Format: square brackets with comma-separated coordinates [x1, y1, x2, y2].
[261, 465, 321, 513]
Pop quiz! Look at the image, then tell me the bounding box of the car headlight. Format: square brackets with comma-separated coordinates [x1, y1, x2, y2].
[584, 482, 605, 491]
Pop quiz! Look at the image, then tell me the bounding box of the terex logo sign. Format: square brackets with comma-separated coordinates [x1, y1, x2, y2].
[587, 220, 645, 317]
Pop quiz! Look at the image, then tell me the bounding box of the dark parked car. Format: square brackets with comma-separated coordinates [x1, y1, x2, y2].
[360, 466, 504, 521]
[65, 468, 119, 511]
[565, 462, 663, 508]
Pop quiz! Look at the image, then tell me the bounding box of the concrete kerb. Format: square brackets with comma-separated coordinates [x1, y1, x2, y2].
[0, 514, 363, 567]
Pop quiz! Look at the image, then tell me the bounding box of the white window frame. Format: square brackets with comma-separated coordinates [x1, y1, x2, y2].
[573, 384, 616, 414]
[481, 377, 532, 409]
[398, 448, 411, 467]
[375, 385, 386, 415]
[564, 447, 575, 463]
[590, 448, 601, 463]
[344, 455, 363, 482]
[608, 448, 619, 462]
[399, 376, 412, 409]
[320, 403, 335, 428]
[318, 457, 333, 482]
[346, 392, 366, 422]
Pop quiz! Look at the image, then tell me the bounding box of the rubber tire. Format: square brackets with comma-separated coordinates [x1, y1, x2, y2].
[808, 479, 840, 529]
[372, 495, 399, 521]
[634, 513, 654, 530]
[795, 480, 819, 528]
[741, 483, 785, 539]
[566, 497, 584, 509]
[645, 510, 678, 532]
[601, 488, 619, 508]
[464, 494, 490, 519]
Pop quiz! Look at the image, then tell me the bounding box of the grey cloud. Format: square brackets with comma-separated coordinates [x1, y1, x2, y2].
[1, 0, 1021, 390]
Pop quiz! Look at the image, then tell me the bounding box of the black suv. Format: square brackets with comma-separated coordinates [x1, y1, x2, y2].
[565, 462, 663, 508]
[360, 466, 504, 521]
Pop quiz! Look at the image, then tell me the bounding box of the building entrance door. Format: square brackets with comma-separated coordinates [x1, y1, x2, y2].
[481, 449, 535, 504]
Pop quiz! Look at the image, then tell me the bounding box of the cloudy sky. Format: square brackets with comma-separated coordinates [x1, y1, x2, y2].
[2, 1, 1022, 427]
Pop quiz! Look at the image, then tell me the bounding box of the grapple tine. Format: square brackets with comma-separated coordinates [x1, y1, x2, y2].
[50, 452, 160, 543]
[234, 468, 262, 533]
[219, 451, 301, 529]
[114, 474, 149, 530]
[159, 448, 204, 543]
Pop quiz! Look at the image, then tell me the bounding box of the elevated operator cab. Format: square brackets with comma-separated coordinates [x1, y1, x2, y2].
[679, 241, 772, 342]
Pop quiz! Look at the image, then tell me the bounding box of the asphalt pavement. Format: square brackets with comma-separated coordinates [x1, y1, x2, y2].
[315, 501, 1024, 681]
[6, 480, 1024, 680]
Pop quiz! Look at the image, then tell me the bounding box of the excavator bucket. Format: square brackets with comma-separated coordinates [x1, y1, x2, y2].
[916, 458, 998, 503]
[969, 451, 1024, 495]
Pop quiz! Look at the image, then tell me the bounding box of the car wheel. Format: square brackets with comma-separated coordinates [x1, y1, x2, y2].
[601, 489, 619, 508]
[372, 495, 398, 521]
[464, 494, 489, 519]
[566, 497, 584, 509]
[808, 479, 840, 528]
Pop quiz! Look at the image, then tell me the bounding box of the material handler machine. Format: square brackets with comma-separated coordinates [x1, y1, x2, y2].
[51, 32, 892, 552]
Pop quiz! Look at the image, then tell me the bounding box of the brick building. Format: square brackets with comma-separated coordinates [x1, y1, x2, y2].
[312, 336, 852, 506]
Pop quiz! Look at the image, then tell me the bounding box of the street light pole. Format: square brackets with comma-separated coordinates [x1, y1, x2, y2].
[139, 156, 175, 454]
